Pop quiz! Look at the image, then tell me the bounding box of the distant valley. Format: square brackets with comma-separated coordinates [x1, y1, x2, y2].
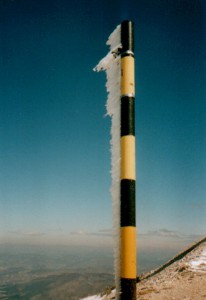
[0, 244, 114, 299]
[0, 244, 180, 299]
[0, 272, 113, 300]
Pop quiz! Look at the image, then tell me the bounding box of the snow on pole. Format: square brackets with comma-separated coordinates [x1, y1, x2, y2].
[94, 24, 121, 298]
[94, 21, 137, 300]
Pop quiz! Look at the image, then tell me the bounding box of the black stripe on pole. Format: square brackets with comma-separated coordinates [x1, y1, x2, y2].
[120, 20, 136, 300]
[121, 96, 135, 136]
[121, 20, 134, 56]
[121, 179, 136, 227]
[120, 278, 136, 300]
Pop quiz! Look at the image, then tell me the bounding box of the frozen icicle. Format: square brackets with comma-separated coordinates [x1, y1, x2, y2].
[94, 24, 121, 299]
[94, 25, 121, 72]
[107, 25, 121, 49]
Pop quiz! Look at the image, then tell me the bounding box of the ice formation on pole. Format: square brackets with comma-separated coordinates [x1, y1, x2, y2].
[80, 295, 103, 300]
[94, 25, 121, 295]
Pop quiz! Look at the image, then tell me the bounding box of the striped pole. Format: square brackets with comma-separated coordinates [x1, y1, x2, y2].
[120, 20, 136, 300]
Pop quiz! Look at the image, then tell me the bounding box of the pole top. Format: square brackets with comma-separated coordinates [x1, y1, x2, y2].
[121, 20, 134, 56]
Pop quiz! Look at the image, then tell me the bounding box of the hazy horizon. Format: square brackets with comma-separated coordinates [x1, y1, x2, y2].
[1, 237, 200, 276]
[0, 234, 205, 298]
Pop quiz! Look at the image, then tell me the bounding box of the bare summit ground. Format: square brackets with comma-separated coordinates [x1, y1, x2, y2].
[102, 238, 206, 300]
[137, 271, 206, 300]
[137, 239, 206, 300]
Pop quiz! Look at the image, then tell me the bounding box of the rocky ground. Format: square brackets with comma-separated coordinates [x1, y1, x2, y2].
[95, 238, 206, 300]
[137, 241, 206, 300]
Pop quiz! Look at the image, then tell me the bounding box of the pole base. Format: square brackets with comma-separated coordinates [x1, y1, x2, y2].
[120, 278, 136, 300]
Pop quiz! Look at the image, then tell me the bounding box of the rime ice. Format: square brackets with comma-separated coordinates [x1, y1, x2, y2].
[80, 295, 103, 300]
[94, 25, 121, 297]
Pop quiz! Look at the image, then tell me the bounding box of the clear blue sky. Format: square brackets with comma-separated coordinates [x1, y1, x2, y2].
[0, 0, 205, 249]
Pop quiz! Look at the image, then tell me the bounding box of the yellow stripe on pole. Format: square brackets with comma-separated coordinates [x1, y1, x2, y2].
[120, 135, 136, 180]
[120, 20, 136, 300]
[120, 226, 136, 279]
[121, 56, 135, 96]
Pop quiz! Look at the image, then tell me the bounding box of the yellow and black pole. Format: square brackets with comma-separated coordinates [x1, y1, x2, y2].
[120, 20, 136, 300]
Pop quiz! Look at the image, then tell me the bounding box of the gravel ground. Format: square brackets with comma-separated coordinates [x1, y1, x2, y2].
[136, 241, 206, 300]
[100, 239, 206, 300]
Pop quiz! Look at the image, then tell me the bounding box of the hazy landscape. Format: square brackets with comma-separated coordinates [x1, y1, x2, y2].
[0, 244, 114, 300]
[0, 243, 182, 300]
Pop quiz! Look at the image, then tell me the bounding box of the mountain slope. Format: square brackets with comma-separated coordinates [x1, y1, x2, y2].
[82, 237, 206, 300]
